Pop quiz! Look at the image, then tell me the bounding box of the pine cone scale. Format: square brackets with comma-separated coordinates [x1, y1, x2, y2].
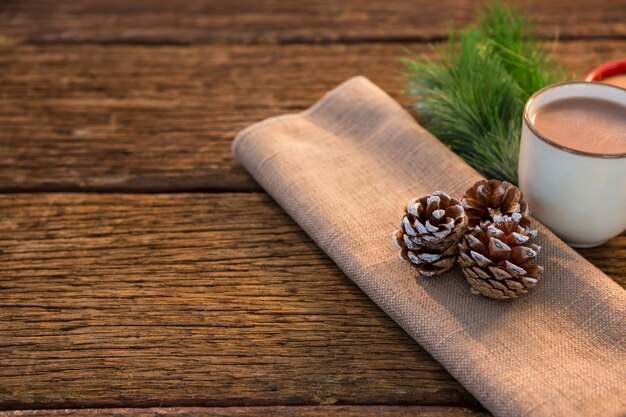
[458, 213, 542, 300]
[463, 180, 531, 229]
[393, 191, 467, 277]
[393, 180, 541, 299]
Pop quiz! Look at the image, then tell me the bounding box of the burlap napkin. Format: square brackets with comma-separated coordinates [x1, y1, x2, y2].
[232, 76, 626, 417]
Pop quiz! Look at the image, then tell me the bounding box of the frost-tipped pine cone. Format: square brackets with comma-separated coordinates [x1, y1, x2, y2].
[392, 191, 467, 277]
[462, 180, 531, 229]
[458, 213, 543, 300]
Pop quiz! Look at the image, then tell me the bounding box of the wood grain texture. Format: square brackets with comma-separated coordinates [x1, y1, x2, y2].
[0, 193, 478, 410]
[1, 0, 625, 43]
[0, 193, 623, 412]
[1, 0, 624, 414]
[1, 40, 625, 192]
[576, 233, 626, 282]
[0, 405, 490, 417]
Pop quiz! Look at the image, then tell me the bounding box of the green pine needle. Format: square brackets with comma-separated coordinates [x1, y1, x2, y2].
[402, 2, 567, 184]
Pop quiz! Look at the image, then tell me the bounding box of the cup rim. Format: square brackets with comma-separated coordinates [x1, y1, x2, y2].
[523, 81, 626, 159]
[585, 59, 626, 86]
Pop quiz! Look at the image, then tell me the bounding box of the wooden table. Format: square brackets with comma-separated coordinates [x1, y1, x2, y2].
[0, 1, 624, 416]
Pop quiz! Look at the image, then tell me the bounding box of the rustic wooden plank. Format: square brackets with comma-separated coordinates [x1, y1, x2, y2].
[0, 40, 624, 192]
[0, 193, 479, 410]
[0, 405, 490, 416]
[0, 193, 623, 412]
[0, 193, 623, 411]
[1, 0, 625, 43]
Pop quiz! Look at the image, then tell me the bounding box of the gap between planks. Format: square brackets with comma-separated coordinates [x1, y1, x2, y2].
[0, 405, 490, 416]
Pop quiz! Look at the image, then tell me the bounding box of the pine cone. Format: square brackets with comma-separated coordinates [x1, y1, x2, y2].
[392, 191, 467, 276]
[458, 213, 543, 300]
[462, 180, 531, 228]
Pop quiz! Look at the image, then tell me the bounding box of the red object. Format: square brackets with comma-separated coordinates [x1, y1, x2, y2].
[585, 59, 626, 81]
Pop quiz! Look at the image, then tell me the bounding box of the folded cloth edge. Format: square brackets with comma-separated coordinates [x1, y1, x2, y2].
[232, 75, 626, 417]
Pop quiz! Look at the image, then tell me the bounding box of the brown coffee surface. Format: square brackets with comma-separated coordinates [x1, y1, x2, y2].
[532, 97, 626, 155]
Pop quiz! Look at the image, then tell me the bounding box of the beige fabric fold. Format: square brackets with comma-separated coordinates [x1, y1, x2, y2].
[232, 76, 626, 417]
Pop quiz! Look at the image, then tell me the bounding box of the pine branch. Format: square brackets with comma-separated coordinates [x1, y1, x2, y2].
[402, 1, 566, 184]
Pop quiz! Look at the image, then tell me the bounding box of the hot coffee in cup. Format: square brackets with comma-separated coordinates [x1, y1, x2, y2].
[519, 82, 626, 248]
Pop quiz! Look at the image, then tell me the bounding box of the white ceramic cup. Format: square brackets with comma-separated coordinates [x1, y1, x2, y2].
[519, 81, 626, 248]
